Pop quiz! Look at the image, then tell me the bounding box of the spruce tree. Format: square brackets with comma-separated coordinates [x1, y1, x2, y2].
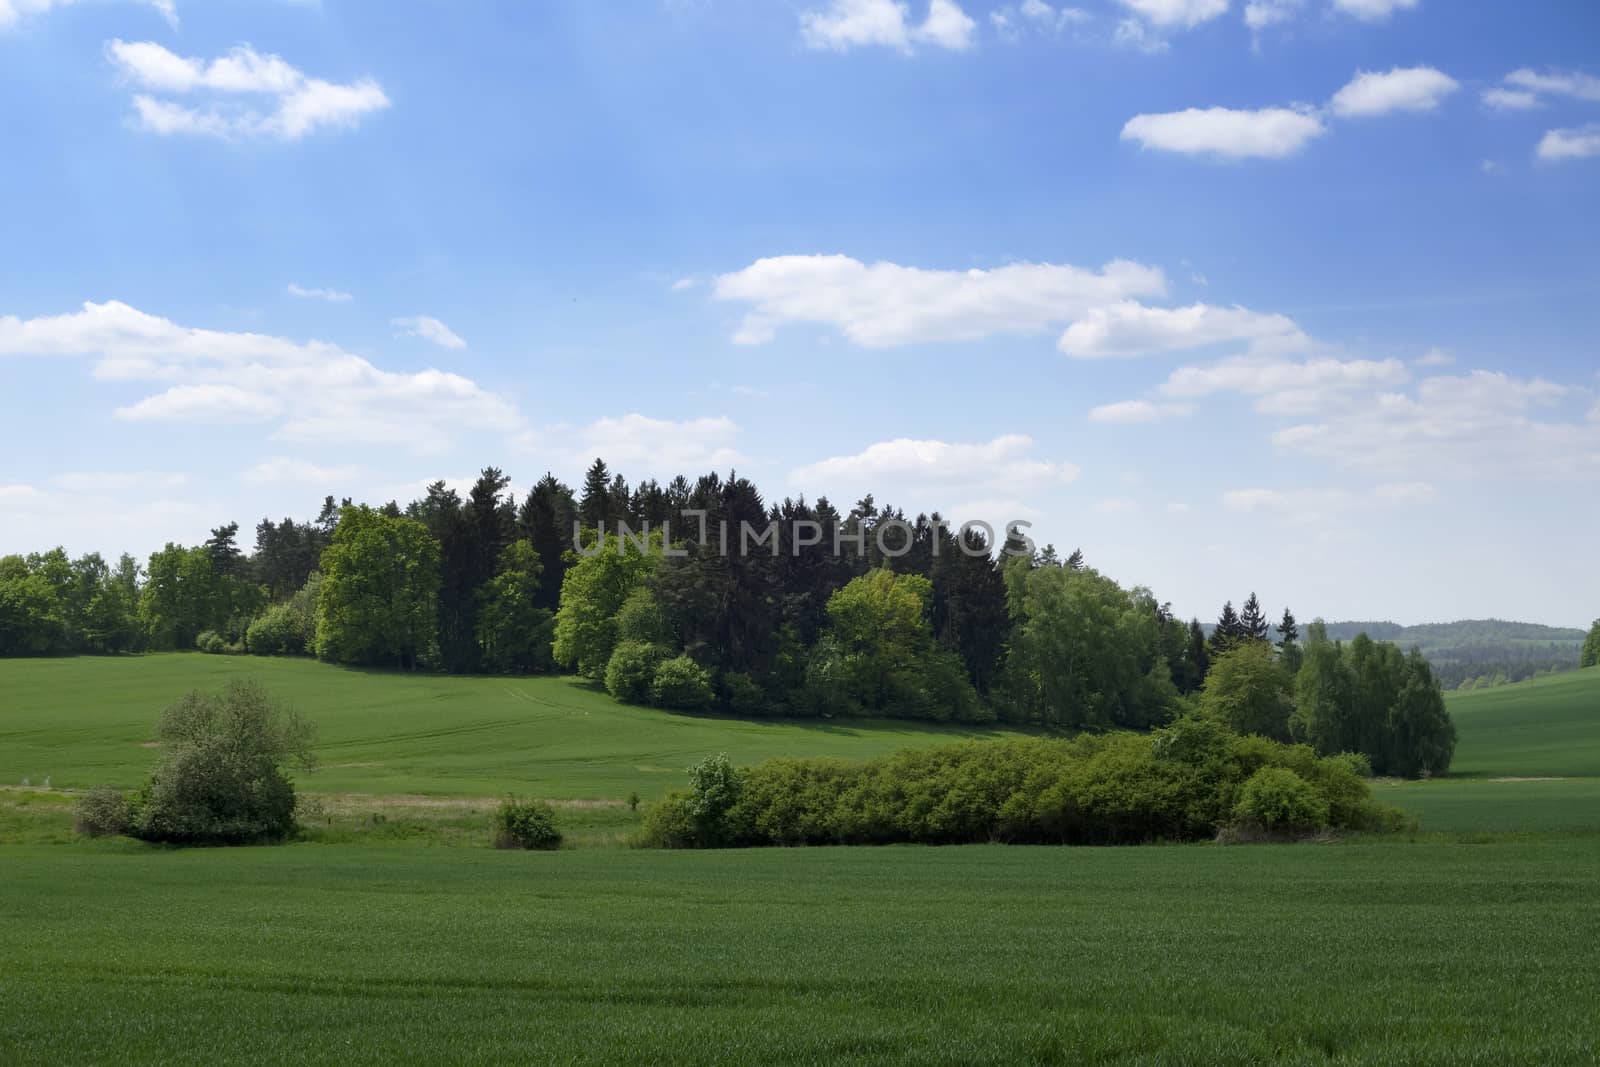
[578, 458, 612, 531]
[1211, 601, 1242, 656]
[1240, 592, 1270, 643]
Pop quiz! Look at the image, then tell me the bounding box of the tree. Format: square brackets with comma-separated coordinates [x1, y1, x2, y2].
[139, 544, 225, 650]
[1211, 601, 1243, 656]
[1582, 620, 1600, 669]
[518, 474, 575, 615]
[0, 556, 66, 655]
[578, 458, 614, 531]
[1383, 651, 1456, 777]
[125, 680, 315, 844]
[315, 506, 441, 669]
[1277, 607, 1302, 675]
[995, 562, 1174, 729]
[1240, 593, 1270, 643]
[1291, 622, 1358, 756]
[1198, 641, 1295, 741]
[552, 528, 661, 677]
[476, 540, 554, 674]
[1180, 618, 1210, 696]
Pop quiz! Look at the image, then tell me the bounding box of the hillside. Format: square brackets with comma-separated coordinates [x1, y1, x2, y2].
[1320, 619, 1587, 690]
[0, 654, 1031, 800]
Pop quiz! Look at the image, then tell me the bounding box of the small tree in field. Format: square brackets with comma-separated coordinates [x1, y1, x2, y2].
[128, 680, 316, 845]
[1198, 641, 1295, 741]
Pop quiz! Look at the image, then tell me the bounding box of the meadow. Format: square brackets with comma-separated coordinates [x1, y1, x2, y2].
[3, 656, 1598, 1064]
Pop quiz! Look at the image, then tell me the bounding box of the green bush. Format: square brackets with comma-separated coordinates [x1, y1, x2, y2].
[128, 680, 316, 845]
[721, 671, 767, 716]
[604, 640, 667, 703]
[651, 655, 713, 710]
[639, 726, 1405, 850]
[74, 787, 130, 837]
[491, 797, 563, 850]
[195, 630, 227, 655]
[1232, 767, 1330, 834]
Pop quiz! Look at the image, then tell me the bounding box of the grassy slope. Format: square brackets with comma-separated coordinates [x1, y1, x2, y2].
[3, 841, 1597, 1066]
[0, 654, 1030, 799]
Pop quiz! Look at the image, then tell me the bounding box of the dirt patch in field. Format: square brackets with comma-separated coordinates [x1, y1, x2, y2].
[325, 761, 384, 769]
[138, 742, 160, 749]
[1487, 776, 1567, 783]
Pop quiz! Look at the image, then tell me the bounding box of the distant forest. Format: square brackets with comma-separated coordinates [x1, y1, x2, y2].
[1318, 620, 1587, 691]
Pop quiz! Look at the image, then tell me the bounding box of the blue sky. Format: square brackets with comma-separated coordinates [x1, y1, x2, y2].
[2, 0, 1598, 626]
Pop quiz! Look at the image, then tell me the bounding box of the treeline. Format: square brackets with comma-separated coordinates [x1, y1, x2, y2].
[1, 460, 1462, 776]
[1320, 619, 1587, 691]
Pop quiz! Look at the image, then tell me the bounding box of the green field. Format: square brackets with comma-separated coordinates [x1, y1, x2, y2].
[0, 654, 1030, 799]
[3, 840, 1597, 1065]
[4, 656, 1599, 1063]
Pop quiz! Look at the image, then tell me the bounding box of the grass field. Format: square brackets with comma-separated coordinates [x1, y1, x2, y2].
[1431, 668, 1600, 778]
[3, 840, 1597, 1065]
[0, 654, 1030, 799]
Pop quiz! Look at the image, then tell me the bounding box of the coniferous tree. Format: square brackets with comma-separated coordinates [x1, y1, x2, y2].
[1277, 606, 1303, 674]
[1240, 592, 1270, 643]
[578, 458, 613, 532]
[1211, 601, 1243, 656]
[518, 474, 576, 615]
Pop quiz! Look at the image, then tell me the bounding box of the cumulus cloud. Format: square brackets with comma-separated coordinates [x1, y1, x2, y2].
[1272, 370, 1599, 478]
[1087, 399, 1195, 424]
[713, 254, 1166, 347]
[1059, 301, 1307, 358]
[392, 316, 467, 350]
[799, 0, 976, 53]
[0, 300, 522, 453]
[1537, 124, 1600, 163]
[1121, 107, 1326, 159]
[287, 283, 352, 303]
[1329, 66, 1460, 118]
[1157, 354, 1410, 415]
[1222, 482, 1436, 524]
[105, 40, 388, 141]
[992, 0, 1091, 39]
[1114, 0, 1227, 29]
[1243, 0, 1302, 30]
[791, 434, 1079, 499]
[1504, 68, 1600, 103]
[1481, 88, 1541, 112]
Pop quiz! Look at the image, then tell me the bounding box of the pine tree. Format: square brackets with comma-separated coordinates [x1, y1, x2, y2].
[1211, 601, 1242, 655]
[1277, 606, 1303, 674]
[1184, 618, 1210, 694]
[1240, 592, 1269, 643]
[578, 458, 612, 531]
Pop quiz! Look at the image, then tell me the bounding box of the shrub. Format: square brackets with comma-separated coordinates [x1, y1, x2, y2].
[637, 790, 700, 849]
[1232, 767, 1329, 834]
[74, 787, 130, 837]
[491, 797, 563, 850]
[604, 640, 667, 703]
[195, 630, 227, 655]
[651, 655, 714, 710]
[128, 680, 316, 845]
[722, 671, 767, 716]
[246, 604, 306, 656]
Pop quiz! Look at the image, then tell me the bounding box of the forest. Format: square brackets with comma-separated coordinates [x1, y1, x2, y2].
[1, 459, 1559, 778]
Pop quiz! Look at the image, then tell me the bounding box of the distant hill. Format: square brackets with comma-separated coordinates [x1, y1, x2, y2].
[1320, 619, 1586, 691]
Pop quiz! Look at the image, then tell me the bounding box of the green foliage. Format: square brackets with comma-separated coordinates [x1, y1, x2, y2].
[552, 530, 661, 678]
[73, 786, 130, 837]
[1198, 641, 1294, 741]
[245, 573, 321, 656]
[650, 654, 713, 710]
[996, 561, 1176, 729]
[641, 727, 1400, 849]
[491, 796, 563, 850]
[195, 630, 228, 655]
[805, 568, 983, 722]
[476, 540, 554, 673]
[1232, 767, 1330, 833]
[315, 506, 442, 669]
[721, 671, 766, 716]
[604, 640, 668, 703]
[1582, 620, 1600, 669]
[127, 680, 316, 845]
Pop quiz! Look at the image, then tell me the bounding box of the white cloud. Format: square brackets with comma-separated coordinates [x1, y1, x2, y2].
[791, 434, 1079, 496]
[713, 254, 1165, 347]
[1088, 399, 1194, 424]
[1222, 481, 1435, 523]
[392, 315, 467, 350]
[1059, 301, 1307, 358]
[0, 0, 174, 31]
[241, 457, 361, 486]
[1272, 370, 1599, 478]
[1504, 68, 1600, 104]
[556, 414, 746, 476]
[798, 0, 975, 53]
[1094, 497, 1138, 514]
[1329, 0, 1417, 20]
[669, 277, 698, 292]
[1114, 0, 1227, 29]
[287, 282, 352, 303]
[0, 300, 521, 453]
[993, 0, 1089, 39]
[1415, 347, 1454, 367]
[1537, 124, 1600, 163]
[1243, 0, 1301, 30]
[1481, 88, 1541, 112]
[106, 40, 388, 141]
[1329, 66, 1459, 118]
[1157, 354, 1411, 415]
[1121, 107, 1326, 159]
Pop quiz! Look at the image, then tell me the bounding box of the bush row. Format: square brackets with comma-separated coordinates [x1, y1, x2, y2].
[639, 717, 1408, 849]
